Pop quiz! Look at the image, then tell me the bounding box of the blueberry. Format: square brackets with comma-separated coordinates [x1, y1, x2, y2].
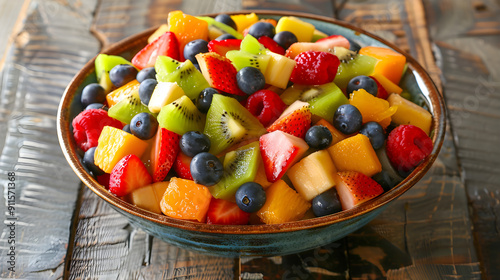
[136, 67, 156, 83]
[248, 21, 275, 39]
[81, 83, 106, 108]
[235, 182, 266, 213]
[312, 189, 342, 217]
[85, 103, 108, 111]
[372, 170, 396, 192]
[347, 38, 362, 53]
[139, 78, 157, 106]
[197, 87, 218, 113]
[109, 64, 138, 88]
[273, 31, 298, 49]
[347, 75, 378, 96]
[179, 131, 211, 157]
[130, 112, 158, 140]
[214, 14, 237, 30]
[216, 34, 237, 40]
[184, 39, 209, 64]
[305, 125, 332, 149]
[333, 104, 363, 135]
[83, 147, 105, 176]
[359, 121, 386, 150]
[190, 152, 223, 186]
[236, 67, 266, 95]
[122, 124, 131, 134]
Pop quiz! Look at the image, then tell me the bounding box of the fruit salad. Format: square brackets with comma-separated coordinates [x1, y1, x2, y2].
[73, 11, 435, 225]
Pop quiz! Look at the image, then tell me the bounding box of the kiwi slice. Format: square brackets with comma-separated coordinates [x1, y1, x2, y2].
[155, 56, 210, 100]
[210, 141, 260, 200]
[95, 54, 134, 93]
[157, 95, 205, 135]
[108, 90, 153, 124]
[204, 94, 266, 155]
[240, 34, 265, 54]
[197, 16, 243, 40]
[333, 47, 378, 90]
[226, 50, 270, 72]
[280, 82, 348, 122]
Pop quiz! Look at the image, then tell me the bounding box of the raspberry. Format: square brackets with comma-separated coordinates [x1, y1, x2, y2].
[72, 109, 123, 151]
[290, 51, 340, 85]
[245, 89, 287, 127]
[386, 125, 433, 175]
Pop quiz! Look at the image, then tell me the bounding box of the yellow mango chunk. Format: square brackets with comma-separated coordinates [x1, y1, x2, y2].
[168, 11, 208, 60]
[349, 89, 397, 128]
[387, 93, 432, 135]
[230, 13, 259, 33]
[359, 46, 406, 85]
[276, 16, 315, 42]
[160, 178, 211, 222]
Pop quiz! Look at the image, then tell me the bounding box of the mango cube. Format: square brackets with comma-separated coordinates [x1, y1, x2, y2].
[276, 16, 315, 42]
[387, 93, 432, 135]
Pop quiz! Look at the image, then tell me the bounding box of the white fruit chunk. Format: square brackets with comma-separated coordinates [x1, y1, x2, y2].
[148, 82, 185, 113]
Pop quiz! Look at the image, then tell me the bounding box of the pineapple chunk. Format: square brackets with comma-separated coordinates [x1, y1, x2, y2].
[148, 82, 185, 113]
[387, 93, 432, 135]
[288, 150, 337, 201]
[129, 185, 162, 214]
[263, 50, 296, 89]
[276, 16, 315, 42]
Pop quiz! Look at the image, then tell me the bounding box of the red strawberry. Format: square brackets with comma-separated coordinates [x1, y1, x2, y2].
[208, 39, 242, 57]
[151, 127, 180, 182]
[96, 173, 110, 189]
[267, 100, 311, 138]
[386, 125, 433, 175]
[245, 89, 287, 127]
[196, 52, 245, 96]
[131, 31, 180, 69]
[109, 154, 153, 197]
[173, 151, 193, 180]
[72, 109, 123, 152]
[206, 198, 250, 225]
[370, 75, 388, 99]
[335, 171, 384, 210]
[290, 51, 340, 85]
[259, 130, 309, 182]
[258, 36, 285, 55]
[285, 35, 350, 59]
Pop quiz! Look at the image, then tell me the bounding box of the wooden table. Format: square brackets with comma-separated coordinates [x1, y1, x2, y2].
[0, 0, 498, 279]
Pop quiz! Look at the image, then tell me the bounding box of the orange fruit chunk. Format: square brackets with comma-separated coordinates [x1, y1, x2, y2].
[387, 93, 432, 135]
[160, 178, 212, 222]
[95, 126, 149, 173]
[257, 180, 311, 224]
[359, 46, 406, 85]
[106, 79, 140, 107]
[328, 134, 382, 177]
[168, 11, 208, 61]
[230, 13, 259, 33]
[349, 89, 397, 128]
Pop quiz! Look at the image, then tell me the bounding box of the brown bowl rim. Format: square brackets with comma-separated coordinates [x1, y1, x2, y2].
[57, 10, 446, 235]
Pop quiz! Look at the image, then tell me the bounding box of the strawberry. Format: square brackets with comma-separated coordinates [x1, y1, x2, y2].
[386, 125, 433, 175]
[72, 109, 123, 152]
[267, 100, 311, 138]
[173, 151, 193, 180]
[195, 52, 245, 96]
[290, 51, 340, 85]
[151, 127, 180, 182]
[257, 36, 285, 55]
[206, 198, 250, 225]
[109, 154, 153, 197]
[208, 39, 242, 57]
[285, 35, 350, 59]
[259, 130, 309, 182]
[370, 75, 388, 99]
[131, 31, 180, 69]
[245, 89, 287, 127]
[96, 173, 110, 189]
[335, 171, 384, 210]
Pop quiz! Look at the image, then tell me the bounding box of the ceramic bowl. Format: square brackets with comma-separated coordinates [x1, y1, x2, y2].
[57, 11, 446, 257]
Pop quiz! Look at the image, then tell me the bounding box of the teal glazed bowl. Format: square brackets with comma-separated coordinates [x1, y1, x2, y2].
[57, 11, 446, 257]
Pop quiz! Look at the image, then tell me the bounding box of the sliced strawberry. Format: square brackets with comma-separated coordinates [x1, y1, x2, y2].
[208, 39, 242, 57]
[245, 89, 287, 127]
[109, 154, 153, 197]
[196, 52, 245, 96]
[259, 130, 309, 182]
[72, 109, 123, 152]
[285, 35, 350, 59]
[151, 127, 180, 182]
[258, 36, 285, 55]
[267, 100, 312, 138]
[370, 75, 388, 99]
[206, 198, 250, 225]
[335, 171, 384, 210]
[173, 151, 193, 180]
[131, 31, 180, 69]
[290, 51, 340, 85]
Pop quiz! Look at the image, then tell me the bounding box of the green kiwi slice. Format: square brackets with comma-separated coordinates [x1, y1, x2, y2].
[226, 50, 270, 72]
[108, 90, 153, 124]
[155, 56, 210, 100]
[240, 34, 265, 54]
[204, 94, 266, 155]
[157, 95, 205, 135]
[280, 82, 348, 122]
[333, 48, 377, 90]
[210, 141, 260, 200]
[94, 54, 134, 93]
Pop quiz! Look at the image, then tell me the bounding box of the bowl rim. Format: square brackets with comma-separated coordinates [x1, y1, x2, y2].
[57, 10, 446, 235]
